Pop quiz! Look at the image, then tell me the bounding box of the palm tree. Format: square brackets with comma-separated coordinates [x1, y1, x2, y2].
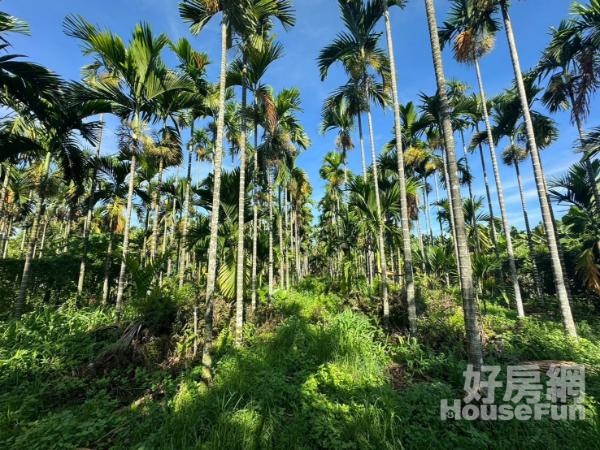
[447, 82, 486, 254]
[439, 0, 524, 318]
[288, 167, 311, 280]
[77, 116, 105, 295]
[180, 0, 248, 377]
[229, 97, 249, 344]
[259, 88, 309, 300]
[135, 151, 163, 262]
[0, 10, 60, 119]
[377, 0, 417, 333]
[66, 17, 187, 313]
[580, 126, 600, 159]
[320, 151, 346, 217]
[493, 0, 577, 336]
[537, 20, 600, 208]
[485, 84, 559, 301]
[320, 151, 346, 278]
[149, 94, 187, 265]
[230, 5, 294, 344]
[230, 39, 283, 315]
[419, 92, 468, 280]
[502, 144, 544, 297]
[0, 162, 13, 255]
[95, 156, 129, 304]
[319, 0, 392, 325]
[323, 84, 372, 182]
[0, 166, 31, 259]
[463, 94, 499, 252]
[170, 38, 211, 287]
[320, 96, 354, 186]
[549, 160, 600, 296]
[180, 0, 294, 363]
[423, 0, 483, 369]
[13, 94, 97, 318]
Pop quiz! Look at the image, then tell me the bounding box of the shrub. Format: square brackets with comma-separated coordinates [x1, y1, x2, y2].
[131, 287, 177, 335]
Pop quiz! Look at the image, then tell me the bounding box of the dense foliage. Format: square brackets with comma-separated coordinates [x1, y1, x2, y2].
[0, 0, 599, 448]
[1, 284, 599, 449]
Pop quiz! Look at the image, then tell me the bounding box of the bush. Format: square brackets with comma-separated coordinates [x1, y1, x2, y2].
[131, 286, 177, 335]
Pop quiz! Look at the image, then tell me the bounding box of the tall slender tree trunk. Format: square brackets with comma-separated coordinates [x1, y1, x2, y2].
[168, 169, 179, 278]
[289, 192, 296, 284]
[396, 246, 404, 286]
[433, 172, 444, 236]
[424, 0, 483, 368]
[115, 152, 137, 314]
[16, 151, 51, 319]
[416, 205, 427, 275]
[474, 58, 524, 318]
[251, 108, 259, 316]
[460, 131, 475, 205]
[514, 159, 544, 300]
[102, 219, 114, 305]
[289, 193, 297, 283]
[0, 163, 10, 255]
[78, 116, 104, 295]
[357, 113, 368, 181]
[283, 188, 290, 289]
[383, 4, 417, 333]
[0, 163, 8, 211]
[17, 209, 41, 318]
[150, 158, 164, 263]
[179, 124, 194, 288]
[460, 130, 480, 253]
[0, 218, 6, 259]
[424, 178, 434, 240]
[366, 109, 389, 326]
[20, 224, 27, 255]
[202, 21, 229, 382]
[268, 169, 274, 301]
[277, 187, 284, 289]
[62, 209, 73, 254]
[2, 216, 12, 258]
[389, 242, 396, 283]
[442, 148, 461, 277]
[235, 82, 248, 346]
[141, 207, 150, 263]
[294, 207, 301, 280]
[161, 207, 169, 256]
[475, 124, 499, 252]
[500, 0, 576, 336]
[36, 217, 48, 260]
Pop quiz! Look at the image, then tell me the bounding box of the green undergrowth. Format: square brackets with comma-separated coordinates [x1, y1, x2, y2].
[1, 286, 599, 449]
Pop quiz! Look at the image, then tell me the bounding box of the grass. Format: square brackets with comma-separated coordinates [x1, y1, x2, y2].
[0, 285, 599, 449]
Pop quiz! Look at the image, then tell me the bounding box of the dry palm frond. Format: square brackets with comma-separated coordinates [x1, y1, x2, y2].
[577, 247, 600, 295]
[260, 90, 277, 135]
[454, 29, 495, 63]
[192, 51, 210, 71]
[454, 30, 476, 63]
[117, 118, 154, 157]
[337, 133, 354, 151]
[423, 162, 436, 175]
[205, 0, 220, 15]
[404, 146, 428, 167]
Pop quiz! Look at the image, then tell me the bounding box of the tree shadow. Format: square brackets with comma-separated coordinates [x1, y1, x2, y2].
[131, 308, 405, 449]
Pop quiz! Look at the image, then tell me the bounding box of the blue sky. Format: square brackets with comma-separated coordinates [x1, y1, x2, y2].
[6, 0, 598, 231]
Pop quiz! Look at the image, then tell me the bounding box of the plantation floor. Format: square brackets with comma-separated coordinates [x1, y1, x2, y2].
[1, 285, 600, 449]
